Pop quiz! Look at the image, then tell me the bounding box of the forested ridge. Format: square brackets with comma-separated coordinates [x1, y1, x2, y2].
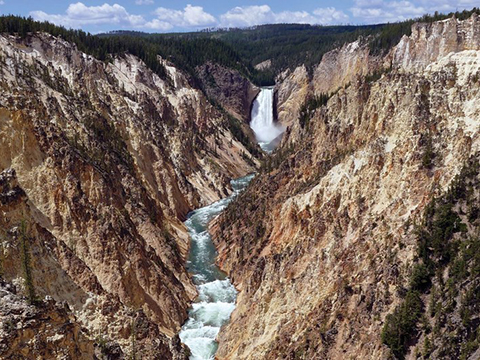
[107, 24, 383, 84]
[105, 7, 479, 79]
[0, 7, 478, 87]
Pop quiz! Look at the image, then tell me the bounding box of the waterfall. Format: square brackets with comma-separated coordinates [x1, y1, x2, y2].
[179, 88, 282, 360]
[250, 88, 284, 151]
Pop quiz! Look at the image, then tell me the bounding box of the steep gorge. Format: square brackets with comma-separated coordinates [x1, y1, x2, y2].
[212, 15, 480, 360]
[1, 12, 480, 360]
[0, 32, 261, 358]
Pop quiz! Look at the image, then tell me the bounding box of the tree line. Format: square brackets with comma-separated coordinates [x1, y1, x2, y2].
[0, 8, 478, 87]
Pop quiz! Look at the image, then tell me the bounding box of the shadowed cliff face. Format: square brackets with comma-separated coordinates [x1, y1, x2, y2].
[212, 15, 480, 360]
[0, 32, 260, 357]
[196, 62, 260, 123]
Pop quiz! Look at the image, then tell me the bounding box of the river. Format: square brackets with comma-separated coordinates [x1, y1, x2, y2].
[178, 175, 254, 360]
[179, 87, 281, 359]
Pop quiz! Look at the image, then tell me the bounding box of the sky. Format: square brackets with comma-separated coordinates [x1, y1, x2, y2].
[0, 1, 478, 33]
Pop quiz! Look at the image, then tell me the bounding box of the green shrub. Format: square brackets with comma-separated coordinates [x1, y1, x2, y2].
[421, 134, 435, 169]
[226, 115, 262, 158]
[19, 220, 37, 305]
[381, 290, 423, 359]
[410, 263, 432, 292]
[299, 93, 330, 128]
[364, 66, 392, 84]
[130, 317, 137, 360]
[423, 336, 432, 358]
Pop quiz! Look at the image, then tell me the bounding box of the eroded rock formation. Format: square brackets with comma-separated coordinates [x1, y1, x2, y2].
[196, 62, 260, 123]
[213, 15, 480, 360]
[0, 32, 260, 357]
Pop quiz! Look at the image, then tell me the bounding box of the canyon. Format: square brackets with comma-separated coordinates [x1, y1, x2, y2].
[0, 31, 260, 358]
[213, 14, 480, 360]
[0, 12, 479, 360]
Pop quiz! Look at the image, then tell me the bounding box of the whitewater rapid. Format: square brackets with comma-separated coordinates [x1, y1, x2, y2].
[180, 86, 282, 359]
[179, 175, 254, 360]
[250, 87, 284, 152]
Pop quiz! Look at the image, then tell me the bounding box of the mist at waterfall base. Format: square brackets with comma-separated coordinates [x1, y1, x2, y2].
[179, 175, 254, 360]
[250, 88, 284, 152]
[179, 87, 281, 359]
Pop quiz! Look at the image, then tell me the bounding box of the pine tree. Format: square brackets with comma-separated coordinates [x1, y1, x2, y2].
[20, 220, 37, 305]
[130, 317, 137, 360]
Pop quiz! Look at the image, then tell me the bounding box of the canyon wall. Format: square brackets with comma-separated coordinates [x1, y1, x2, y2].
[275, 66, 310, 128]
[312, 40, 379, 95]
[196, 62, 260, 123]
[277, 14, 480, 132]
[275, 39, 383, 128]
[213, 15, 480, 359]
[391, 15, 480, 72]
[0, 32, 259, 358]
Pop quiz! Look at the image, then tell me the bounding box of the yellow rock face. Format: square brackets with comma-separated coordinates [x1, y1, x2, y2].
[212, 16, 480, 360]
[0, 32, 260, 357]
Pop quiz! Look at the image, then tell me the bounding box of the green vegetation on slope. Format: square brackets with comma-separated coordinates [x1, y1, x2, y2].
[2, 8, 479, 88]
[19, 220, 37, 305]
[148, 24, 384, 82]
[0, 15, 261, 86]
[109, 7, 479, 81]
[0, 15, 170, 80]
[369, 9, 480, 55]
[382, 155, 480, 359]
[298, 93, 331, 129]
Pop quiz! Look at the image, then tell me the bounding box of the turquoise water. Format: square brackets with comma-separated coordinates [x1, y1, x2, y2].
[179, 174, 255, 360]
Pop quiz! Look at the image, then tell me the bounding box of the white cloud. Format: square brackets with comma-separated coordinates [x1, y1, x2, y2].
[422, 0, 480, 12]
[219, 5, 349, 28]
[220, 5, 273, 27]
[28, 1, 475, 32]
[351, 0, 478, 24]
[30, 2, 144, 28]
[144, 19, 174, 31]
[28, 2, 347, 32]
[146, 4, 216, 30]
[354, 0, 385, 8]
[135, 0, 153, 5]
[0, 1, 4, 5]
[268, 10, 316, 24]
[313, 7, 350, 24]
[350, 0, 427, 23]
[417, 0, 473, 8]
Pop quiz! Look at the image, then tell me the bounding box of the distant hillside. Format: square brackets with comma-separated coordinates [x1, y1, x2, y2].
[102, 24, 385, 83]
[1, 7, 478, 87]
[102, 7, 479, 81]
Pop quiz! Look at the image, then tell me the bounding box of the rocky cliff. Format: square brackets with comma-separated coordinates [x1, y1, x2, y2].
[0, 32, 260, 358]
[275, 66, 310, 128]
[0, 279, 94, 359]
[391, 15, 480, 72]
[212, 15, 480, 359]
[277, 14, 480, 134]
[312, 40, 378, 96]
[274, 39, 383, 129]
[196, 62, 260, 123]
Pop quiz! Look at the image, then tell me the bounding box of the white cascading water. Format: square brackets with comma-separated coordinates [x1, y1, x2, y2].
[250, 87, 284, 152]
[179, 86, 281, 360]
[179, 175, 254, 360]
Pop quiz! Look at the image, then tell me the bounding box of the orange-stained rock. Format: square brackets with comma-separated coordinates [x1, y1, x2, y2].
[212, 15, 480, 360]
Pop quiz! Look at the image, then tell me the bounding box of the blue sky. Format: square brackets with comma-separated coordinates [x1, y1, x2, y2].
[0, 1, 478, 33]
